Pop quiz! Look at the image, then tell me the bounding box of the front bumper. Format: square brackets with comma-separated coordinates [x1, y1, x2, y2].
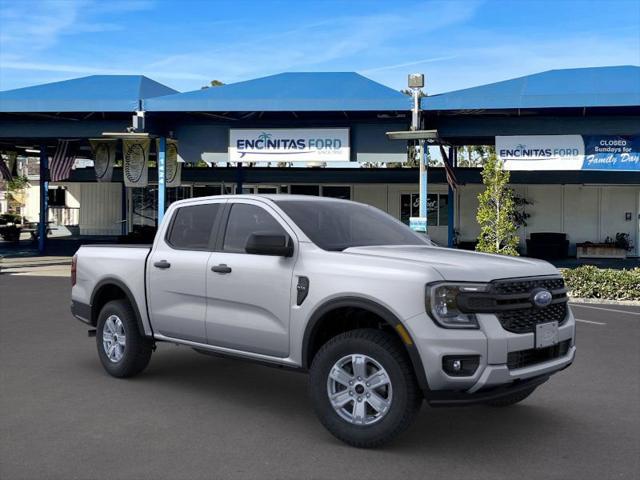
[426, 373, 553, 407]
[403, 308, 576, 397]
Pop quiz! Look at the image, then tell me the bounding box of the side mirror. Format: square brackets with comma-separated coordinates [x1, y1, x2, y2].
[245, 233, 293, 257]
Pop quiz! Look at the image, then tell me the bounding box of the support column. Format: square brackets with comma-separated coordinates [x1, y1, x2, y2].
[121, 182, 127, 236]
[236, 162, 244, 194]
[418, 140, 428, 222]
[447, 146, 456, 247]
[157, 137, 166, 226]
[38, 145, 48, 255]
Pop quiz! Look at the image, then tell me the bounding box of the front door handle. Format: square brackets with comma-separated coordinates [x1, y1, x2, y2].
[211, 264, 232, 274]
[153, 260, 171, 269]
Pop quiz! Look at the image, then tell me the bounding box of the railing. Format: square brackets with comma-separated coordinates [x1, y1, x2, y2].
[48, 207, 79, 226]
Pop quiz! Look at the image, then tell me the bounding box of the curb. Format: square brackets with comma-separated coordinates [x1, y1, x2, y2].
[0, 261, 72, 271]
[568, 297, 640, 306]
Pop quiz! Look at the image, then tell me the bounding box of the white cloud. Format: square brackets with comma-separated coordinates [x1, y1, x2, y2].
[0, 0, 153, 56]
[0, 60, 209, 81]
[1, 0, 637, 95]
[361, 56, 459, 74]
[134, 1, 484, 90]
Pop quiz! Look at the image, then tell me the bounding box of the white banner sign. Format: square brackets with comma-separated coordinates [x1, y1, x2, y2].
[90, 139, 116, 182]
[497, 135, 585, 170]
[123, 138, 149, 187]
[229, 128, 350, 163]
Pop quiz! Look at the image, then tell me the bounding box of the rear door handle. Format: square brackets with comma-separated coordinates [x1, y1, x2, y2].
[211, 264, 232, 274]
[153, 260, 171, 269]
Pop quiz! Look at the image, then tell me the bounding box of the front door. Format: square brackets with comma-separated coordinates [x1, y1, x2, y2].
[205, 200, 296, 357]
[147, 200, 224, 342]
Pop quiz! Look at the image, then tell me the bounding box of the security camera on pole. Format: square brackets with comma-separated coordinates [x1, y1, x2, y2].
[408, 73, 427, 234]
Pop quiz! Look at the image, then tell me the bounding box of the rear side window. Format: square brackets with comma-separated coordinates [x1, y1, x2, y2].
[223, 203, 287, 253]
[167, 203, 221, 250]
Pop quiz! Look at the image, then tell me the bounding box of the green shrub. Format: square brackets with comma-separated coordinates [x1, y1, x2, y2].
[560, 266, 640, 301]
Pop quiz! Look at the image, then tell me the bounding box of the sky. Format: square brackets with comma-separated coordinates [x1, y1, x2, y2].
[0, 0, 639, 94]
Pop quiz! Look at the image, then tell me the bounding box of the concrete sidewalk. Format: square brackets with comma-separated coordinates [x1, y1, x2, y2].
[0, 255, 72, 272]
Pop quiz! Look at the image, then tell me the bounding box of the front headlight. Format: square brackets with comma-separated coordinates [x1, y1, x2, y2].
[425, 283, 488, 329]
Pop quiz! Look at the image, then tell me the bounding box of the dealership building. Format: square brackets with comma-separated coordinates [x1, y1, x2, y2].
[0, 66, 639, 257]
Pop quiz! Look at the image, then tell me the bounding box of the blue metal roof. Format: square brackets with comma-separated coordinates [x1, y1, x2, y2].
[422, 66, 640, 111]
[0, 75, 178, 113]
[145, 72, 411, 112]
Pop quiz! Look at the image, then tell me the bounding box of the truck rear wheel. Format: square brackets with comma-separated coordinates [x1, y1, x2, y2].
[96, 299, 153, 378]
[309, 329, 422, 448]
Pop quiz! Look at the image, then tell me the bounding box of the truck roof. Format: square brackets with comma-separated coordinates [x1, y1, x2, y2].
[169, 194, 353, 207]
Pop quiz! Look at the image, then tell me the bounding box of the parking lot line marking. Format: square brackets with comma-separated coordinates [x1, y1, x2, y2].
[575, 318, 607, 325]
[569, 304, 640, 317]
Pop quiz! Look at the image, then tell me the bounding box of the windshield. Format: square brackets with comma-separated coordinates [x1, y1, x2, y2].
[275, 199, 431, 251]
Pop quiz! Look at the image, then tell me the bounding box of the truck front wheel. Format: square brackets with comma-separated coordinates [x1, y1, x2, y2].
[96, 299, 153, 378]
[309, 329, 422, 448]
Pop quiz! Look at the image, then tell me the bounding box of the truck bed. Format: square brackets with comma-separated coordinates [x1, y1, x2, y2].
[72, 244, 153, 335]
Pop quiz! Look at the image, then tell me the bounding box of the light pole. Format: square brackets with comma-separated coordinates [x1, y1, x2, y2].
[408, 74, 427, 224]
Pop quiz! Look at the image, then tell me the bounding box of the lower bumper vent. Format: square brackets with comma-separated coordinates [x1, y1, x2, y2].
[507, 340, 571, 370]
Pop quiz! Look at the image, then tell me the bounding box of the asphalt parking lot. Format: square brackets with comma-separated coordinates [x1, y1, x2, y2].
[1, 272, 638, 480]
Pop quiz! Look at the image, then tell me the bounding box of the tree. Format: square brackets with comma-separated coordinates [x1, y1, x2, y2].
[201, 79, 225, 89]
[457, 145, 495, 167]
[475, 153, 519, 256]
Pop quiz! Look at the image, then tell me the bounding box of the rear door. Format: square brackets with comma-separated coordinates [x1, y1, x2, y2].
[147, 200, 224, 342]
[205, 200, 296, 357]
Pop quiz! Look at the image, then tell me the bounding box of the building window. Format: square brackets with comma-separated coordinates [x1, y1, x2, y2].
[400, 193, 448, 227]
[193, 185, 222, 198]
[290, 185, 320, 196]
[167, 186, 192, 206]
[131, 187, 157, 228]
[322, 185, 351, 200]
[48, 188, 66, 207]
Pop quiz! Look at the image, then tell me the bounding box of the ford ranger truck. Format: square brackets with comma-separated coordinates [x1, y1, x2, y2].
[71, 195, 576, 448]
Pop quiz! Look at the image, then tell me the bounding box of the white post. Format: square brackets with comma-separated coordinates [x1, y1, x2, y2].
[408, 75, 427, 221]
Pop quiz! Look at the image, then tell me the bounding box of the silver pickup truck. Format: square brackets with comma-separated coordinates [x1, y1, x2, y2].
[71, 195, 575, 447]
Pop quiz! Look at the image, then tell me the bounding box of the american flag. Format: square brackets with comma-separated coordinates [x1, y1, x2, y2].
[0, 156, 12, 181]
[439, 145, 458, 190]
[49, 140, 78, 182]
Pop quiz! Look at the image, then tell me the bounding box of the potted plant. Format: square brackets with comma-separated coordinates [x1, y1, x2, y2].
[0, 212, 23, 242]
[576, 233, 633, 259]
[0, 175, 29, 243]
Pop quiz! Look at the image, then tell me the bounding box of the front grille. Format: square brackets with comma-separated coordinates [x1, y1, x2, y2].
[492, 277, 568, 334]
[507, 340, 571, 369]
[497, 302, 568, 334]
[492, 277, 566, 295]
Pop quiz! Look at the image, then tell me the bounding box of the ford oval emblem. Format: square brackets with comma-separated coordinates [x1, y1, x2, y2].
[532, 289, 553, 308]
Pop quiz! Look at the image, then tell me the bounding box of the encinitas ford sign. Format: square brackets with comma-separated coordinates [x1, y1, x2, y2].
[497, 135, 585, 170]
[229, 128, 350, 162]
[497, 135, 640, 171]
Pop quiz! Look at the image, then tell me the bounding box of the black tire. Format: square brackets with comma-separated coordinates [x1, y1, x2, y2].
[309, 329, 422, 448]
[486, 386, 537, 407]
[96, 299, 153, 378]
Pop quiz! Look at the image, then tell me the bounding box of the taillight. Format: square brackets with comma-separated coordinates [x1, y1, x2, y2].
[71, 254, 77, 286]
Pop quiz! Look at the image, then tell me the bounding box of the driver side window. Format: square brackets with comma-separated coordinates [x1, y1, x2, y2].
[222, 203, 287, 253]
